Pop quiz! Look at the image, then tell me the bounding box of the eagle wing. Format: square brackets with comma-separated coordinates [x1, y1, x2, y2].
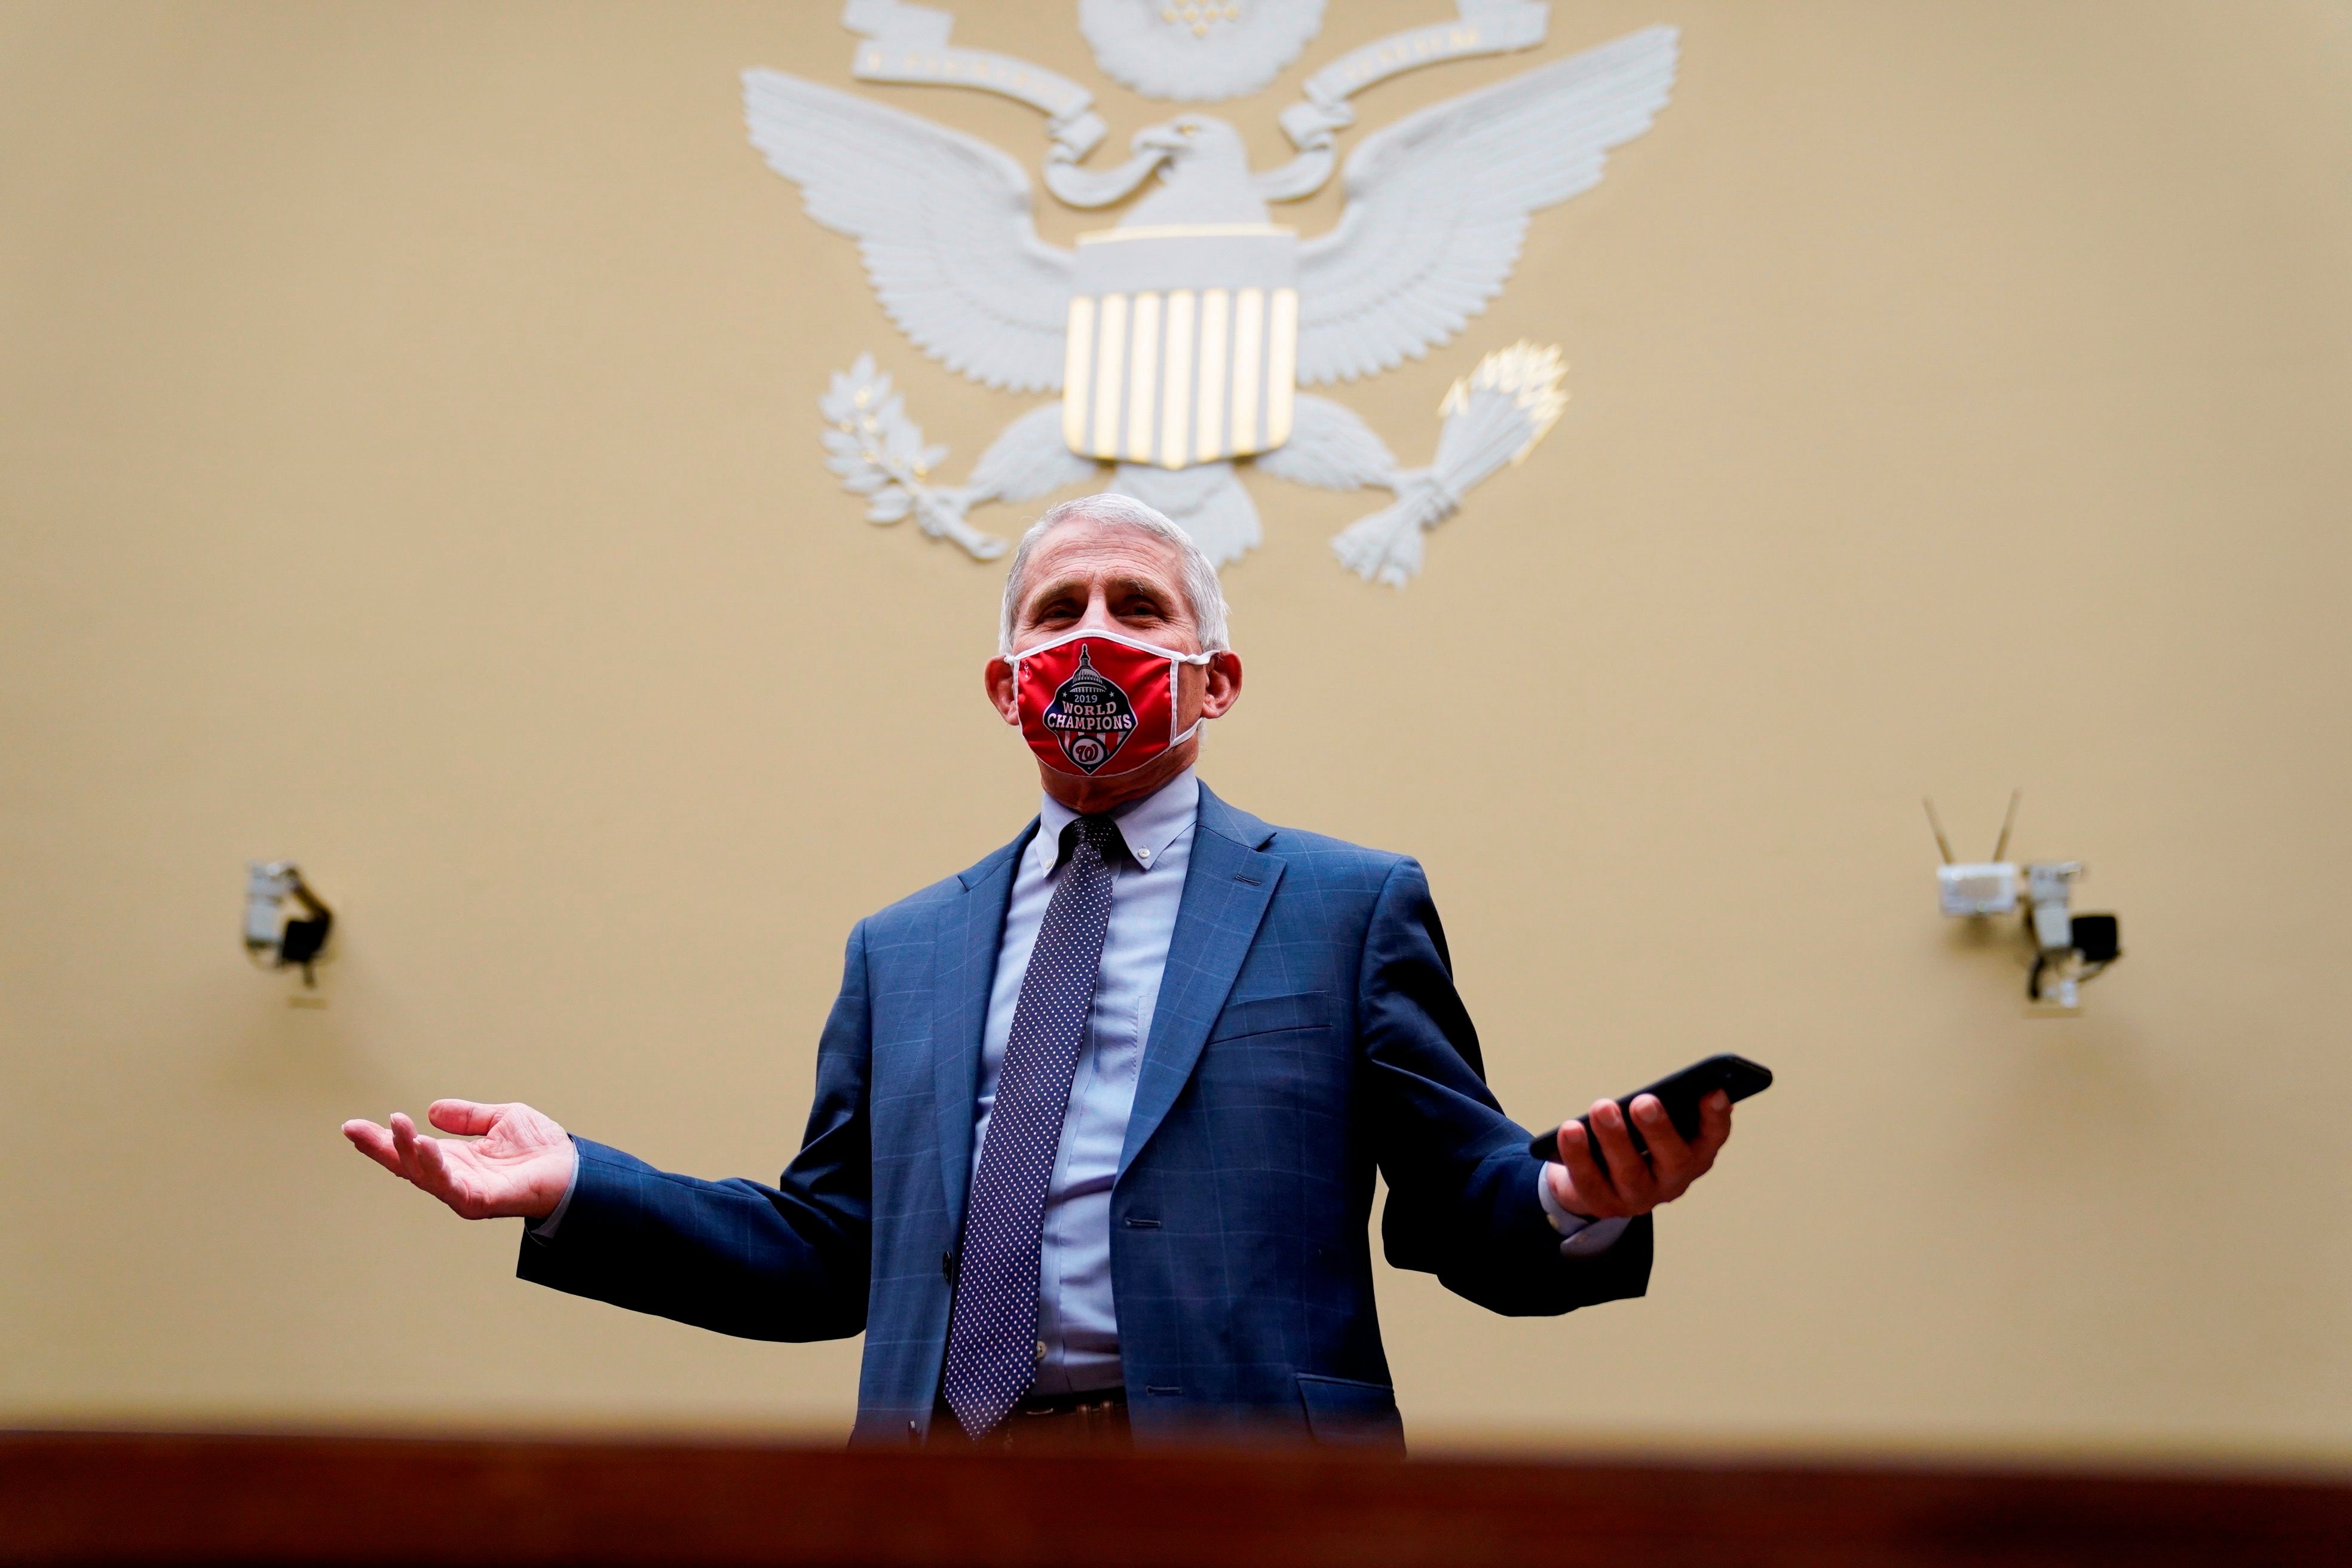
[742, 70, 1076, 394]
[1294, 26, 1677, 386]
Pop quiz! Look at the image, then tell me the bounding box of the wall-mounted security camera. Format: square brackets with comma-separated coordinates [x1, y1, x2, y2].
[1925, 794, 2122, 1015]
[244, 860, 333, 987]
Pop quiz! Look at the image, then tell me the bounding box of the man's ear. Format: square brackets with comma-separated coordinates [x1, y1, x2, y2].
[1200, 650, 1243, 719]
[984, 657, 1020, 725]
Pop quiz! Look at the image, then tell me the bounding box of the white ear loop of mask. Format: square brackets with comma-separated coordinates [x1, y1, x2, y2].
[1011, 627, 1217, 751]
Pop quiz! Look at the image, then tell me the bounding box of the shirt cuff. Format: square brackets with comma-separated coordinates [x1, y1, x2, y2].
[1536, 1161, 1631, 1258]
[525, 1138, 581, 1241]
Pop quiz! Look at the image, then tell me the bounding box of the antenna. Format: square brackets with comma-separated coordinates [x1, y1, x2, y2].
[1922, 798, 1956, 865]
[1990, 788, 2020, 862]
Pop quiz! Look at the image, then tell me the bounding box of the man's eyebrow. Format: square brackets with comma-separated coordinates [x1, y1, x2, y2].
[1020, 575, 1089, 615]
[1021, 572, 1177, 616]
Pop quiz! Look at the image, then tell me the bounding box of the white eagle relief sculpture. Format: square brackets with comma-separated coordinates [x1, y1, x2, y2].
[749, 13, 1677, 581]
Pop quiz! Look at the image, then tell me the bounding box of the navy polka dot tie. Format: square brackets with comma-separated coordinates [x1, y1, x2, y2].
[943, 815, 1120, 1438]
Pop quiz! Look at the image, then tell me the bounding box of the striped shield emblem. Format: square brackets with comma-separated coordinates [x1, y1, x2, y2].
[1062, 225, 1298, 470]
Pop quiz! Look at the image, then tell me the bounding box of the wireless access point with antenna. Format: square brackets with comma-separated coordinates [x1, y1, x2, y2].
[1924, 792, 2122, 1013]
[1926, 789, 2020, 917]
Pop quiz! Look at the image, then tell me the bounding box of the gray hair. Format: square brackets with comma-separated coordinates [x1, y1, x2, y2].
[997, 492, 1231, 657]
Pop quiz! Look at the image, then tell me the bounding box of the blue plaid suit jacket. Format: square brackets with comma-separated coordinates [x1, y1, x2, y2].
[518, 784, 1651, 1447]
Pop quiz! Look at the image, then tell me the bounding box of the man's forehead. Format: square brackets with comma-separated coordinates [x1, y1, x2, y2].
[1019, 527, 1184, 599]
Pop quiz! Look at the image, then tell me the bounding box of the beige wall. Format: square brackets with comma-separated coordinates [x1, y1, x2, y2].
[4, 0, 2348, 1463]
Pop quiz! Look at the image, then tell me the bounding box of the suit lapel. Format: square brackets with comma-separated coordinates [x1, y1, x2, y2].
[1118, 785, 1284, 1177]
[932, 822, 1034, 1228]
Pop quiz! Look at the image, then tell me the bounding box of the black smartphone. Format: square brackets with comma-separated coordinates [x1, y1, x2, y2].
[1526, 1053, 1773, 1175]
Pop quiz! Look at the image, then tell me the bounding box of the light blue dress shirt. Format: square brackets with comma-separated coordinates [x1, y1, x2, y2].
[974, 768, 1203, 1394]
[535, 765, 1622, 1379]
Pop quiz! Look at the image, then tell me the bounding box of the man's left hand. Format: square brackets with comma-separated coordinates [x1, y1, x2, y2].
[1545, 1090, 1732, 1221]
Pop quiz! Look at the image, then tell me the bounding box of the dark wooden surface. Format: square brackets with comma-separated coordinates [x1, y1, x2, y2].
[4, 1431, 2347, 1568]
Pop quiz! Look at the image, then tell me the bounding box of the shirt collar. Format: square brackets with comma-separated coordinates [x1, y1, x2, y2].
[1033, 767, 1200, 876]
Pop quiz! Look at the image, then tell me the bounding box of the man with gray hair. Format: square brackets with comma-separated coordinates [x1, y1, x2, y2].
[344, 493, 1735, 1449]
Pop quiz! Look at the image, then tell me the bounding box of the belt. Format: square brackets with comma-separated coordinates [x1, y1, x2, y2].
[1013, 1386, 1128, 1417]
[930, 1387, 1131, 1450]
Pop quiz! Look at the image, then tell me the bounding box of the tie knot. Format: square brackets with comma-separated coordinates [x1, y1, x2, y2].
[1066, 814, 1122, 863]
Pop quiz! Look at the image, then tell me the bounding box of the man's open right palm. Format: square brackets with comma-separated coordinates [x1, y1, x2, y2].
[343, 1100, 575, 1221]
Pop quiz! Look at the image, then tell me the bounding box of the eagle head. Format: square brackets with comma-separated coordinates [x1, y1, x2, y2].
[1121, 116, 1265, 227]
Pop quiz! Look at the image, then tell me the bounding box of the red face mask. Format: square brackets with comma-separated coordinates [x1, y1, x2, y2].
[1010, 629, 1214, 779]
